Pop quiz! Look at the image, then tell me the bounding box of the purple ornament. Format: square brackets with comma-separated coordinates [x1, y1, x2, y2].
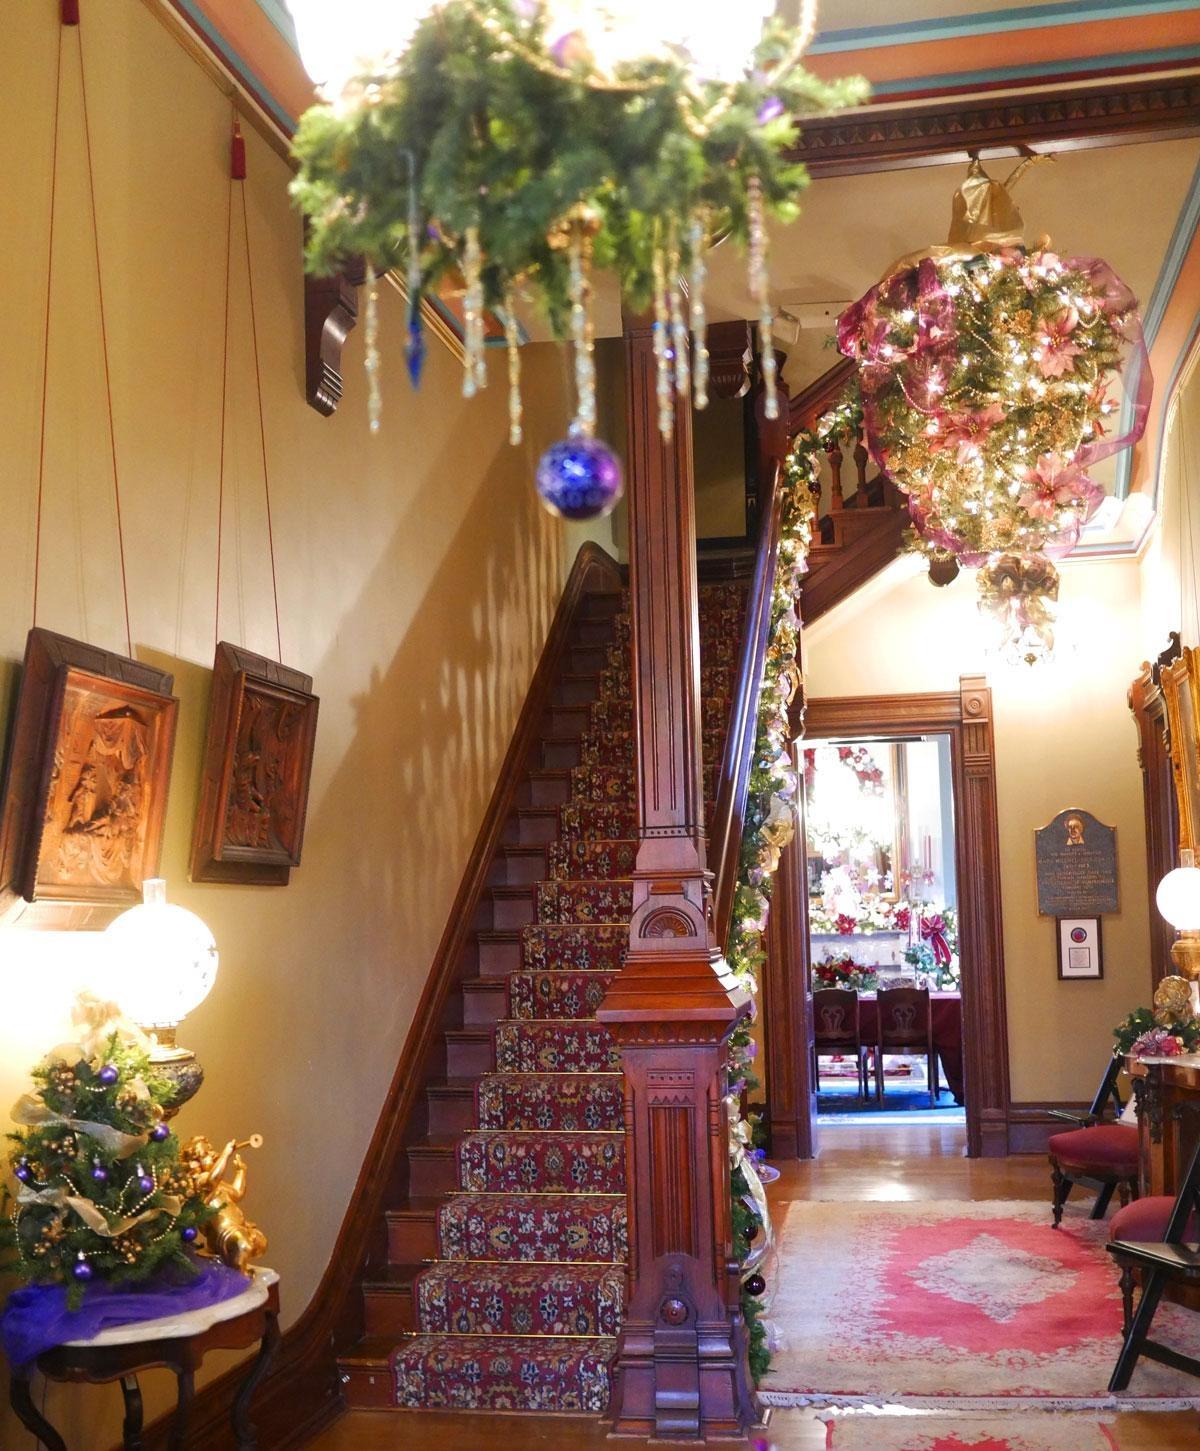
[98, 1064, 119, 1086]
[91, 1163, 108, 1184]
[181, 1226, 198, 1243]
[757, 96, 785, 125]
[535, 436, 623, 521]
[151, 1123, 170, 1143]
[406, 314, 426, 388]
[743, 1272, 766, 1297]
[14, 1162, 32, 1183]
[137, 1172, 154, 1195]
[72, 1257, 93, 1283]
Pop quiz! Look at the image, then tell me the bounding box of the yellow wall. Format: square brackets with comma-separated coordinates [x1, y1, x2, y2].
[803, 553, 1152, 1104]
[0, 3, 570, 1444]
[1141, 344, 1200, 654]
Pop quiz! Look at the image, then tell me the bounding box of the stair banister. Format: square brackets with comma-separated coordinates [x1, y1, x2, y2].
[711, 462, 785, 954]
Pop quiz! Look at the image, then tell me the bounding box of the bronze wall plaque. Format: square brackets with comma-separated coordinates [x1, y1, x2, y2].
[1035, 807, 1119, 917]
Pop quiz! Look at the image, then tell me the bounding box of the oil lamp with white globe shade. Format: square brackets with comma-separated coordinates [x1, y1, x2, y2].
[1157, 848, 1200, 993]
[101, 878, 218, 1113]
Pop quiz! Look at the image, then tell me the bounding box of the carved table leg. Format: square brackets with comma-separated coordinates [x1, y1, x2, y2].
[10, 1372, 68, 1451]
[231, 1312, 281, 1449]
[120, 1373, 146, 1450]
[168, 1368, 195, 1451]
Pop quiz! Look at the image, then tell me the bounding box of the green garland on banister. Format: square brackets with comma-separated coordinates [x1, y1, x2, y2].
[724, 391, 861, 1382]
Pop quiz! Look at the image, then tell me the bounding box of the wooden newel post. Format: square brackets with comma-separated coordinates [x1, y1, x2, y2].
[598, 315, 760, 1439]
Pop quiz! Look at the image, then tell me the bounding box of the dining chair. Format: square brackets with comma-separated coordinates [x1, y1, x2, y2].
[1046, 1053, 1138, 1227]
[812, 988, 868, 1105]
[874, 986, 938, 1108]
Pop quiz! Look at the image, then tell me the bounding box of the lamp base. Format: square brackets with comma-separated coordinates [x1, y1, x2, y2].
[1171, 931, 1200, 982]
[148, 1038, 205, 1119]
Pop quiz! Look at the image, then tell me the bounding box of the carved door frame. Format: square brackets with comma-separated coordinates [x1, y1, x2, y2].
[777, 676, 1010, 1158]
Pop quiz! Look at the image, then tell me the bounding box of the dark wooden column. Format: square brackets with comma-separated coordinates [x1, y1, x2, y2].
[762, 746, 817, 1161]
[598, 316, 759, 1439]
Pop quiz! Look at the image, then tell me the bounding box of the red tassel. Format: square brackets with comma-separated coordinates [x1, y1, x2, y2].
[231, 124, 247, 181]
[62, 0, 80, 24]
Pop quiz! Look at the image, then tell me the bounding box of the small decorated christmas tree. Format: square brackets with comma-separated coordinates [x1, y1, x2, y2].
[1, 995, 212, 1310]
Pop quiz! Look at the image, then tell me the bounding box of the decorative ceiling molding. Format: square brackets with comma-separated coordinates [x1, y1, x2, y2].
[791, 74, 1200, 176]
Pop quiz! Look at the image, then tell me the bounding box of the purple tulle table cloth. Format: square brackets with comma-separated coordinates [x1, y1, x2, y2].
[1, 1259, 251, 1369]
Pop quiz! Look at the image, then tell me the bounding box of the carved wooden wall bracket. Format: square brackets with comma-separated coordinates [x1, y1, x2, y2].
[304, 261, 366, 417]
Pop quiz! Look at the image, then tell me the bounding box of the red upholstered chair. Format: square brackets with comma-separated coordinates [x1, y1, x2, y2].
[1106, 1105, 1200, 1390]
[812, 988, 868, 1105]
[1047, 1054, 1138, 1227]
[874, 986, 938, 1109]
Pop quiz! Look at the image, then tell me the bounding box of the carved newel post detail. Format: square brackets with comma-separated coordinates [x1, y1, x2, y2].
[597, 316, 760, 1439]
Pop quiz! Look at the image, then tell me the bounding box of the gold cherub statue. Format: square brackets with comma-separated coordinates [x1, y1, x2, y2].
[1153, 974, 1196, 1029]
[183, 1132, 268, 1271]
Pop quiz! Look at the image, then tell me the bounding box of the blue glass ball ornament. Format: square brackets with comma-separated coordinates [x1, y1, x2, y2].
[535, 436, 623, 522]
[136, 1170, 154, 1195]
[98, 1064, 119, 1086]
[72, 1256, 93, 1283]
[181, 1226, 199, 1243]
[91, 1162, 108, 1184]
[14, 1162, 32, 1183]
[151, 1122, 170, 1143]
[743, 1272, 767, 1297]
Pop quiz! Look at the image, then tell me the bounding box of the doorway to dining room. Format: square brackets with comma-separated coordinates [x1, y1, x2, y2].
[804, 730, 965, 1128]
[765, 681, 1011, 1160]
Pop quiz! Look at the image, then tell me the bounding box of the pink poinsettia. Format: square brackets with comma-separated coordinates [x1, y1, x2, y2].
[1034, 307, 1083, 378]
[1018, 452, 1082, 520]
[930, 404, 1006, 465]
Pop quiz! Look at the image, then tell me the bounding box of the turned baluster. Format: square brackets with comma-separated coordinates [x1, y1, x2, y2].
[826, 441, 844, 510]
[854, 425, 871, 505]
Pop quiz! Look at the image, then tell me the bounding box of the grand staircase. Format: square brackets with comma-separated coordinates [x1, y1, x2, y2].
[336, 576, 746, 1414]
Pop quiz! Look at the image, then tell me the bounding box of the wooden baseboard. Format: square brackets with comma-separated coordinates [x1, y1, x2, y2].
[1006, 1101, 1091, 1155]
[124, 542, 624, 1451]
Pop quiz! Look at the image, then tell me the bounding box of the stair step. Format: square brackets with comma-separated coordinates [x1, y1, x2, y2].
[477, 1072, 624, 1131]
[407, 1139, 460, 1197]
[438, 1191, 627, 1263]
[558, 800, 638, 840]
[488, 884, 536, 929]
[458, 1130, 625, 1194]
[567, 645, 608, 675]
[551, 672, 601, 707]
[543, 704, 590, 739]
[495, 1019, 620, 1074]
[522, 923, 628, 974]
[338, 1336, 405, 1409]
[513, 807, 559, 846]
[462, 978, 508, 1025]
[426, 1082, 477, 1135]
[572, 619, 614, 646]
[445, 1027, 494, 1077]
[413, 1261, 625, 1336]
[536, 878, 634, 925]
[363, 1263, 420, 1336]
[496, 844, 548, 886]
[541, 738, 581, 769]
[391, 1333, 615, 1412]
[386, 1201, 442, 1262]
[477, 928, 523, 978]
[579, 590, 624, 621]
[549, 838, 637, 882]
[507, 970, 616, 1020]
[527, 768, 571, 807]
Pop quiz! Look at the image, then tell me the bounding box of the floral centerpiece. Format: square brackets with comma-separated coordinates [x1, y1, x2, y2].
[1115, 976, 1200, 1058]
[814, 954, 879, 991]
[903, 907, 959, 990]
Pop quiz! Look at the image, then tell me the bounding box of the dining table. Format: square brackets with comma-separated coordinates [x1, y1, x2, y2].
[854, 990, 965, 1104]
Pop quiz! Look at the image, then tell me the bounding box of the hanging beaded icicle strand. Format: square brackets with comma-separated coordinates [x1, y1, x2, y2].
[746, 175, 778, 421]
[567, 209, 599, 438]
[689, 216, 710, 411]
[404, 149, 426, 389]
[363, 261, 382, 433]
[504, 292, 523, 446]
[667, 229, 690, 403]
[461, 224, 486, 398]
[652, 241, 674, 439]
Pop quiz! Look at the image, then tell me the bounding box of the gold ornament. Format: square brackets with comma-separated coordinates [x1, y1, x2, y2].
[1153, 974, 1197, 1028]
[183, 1133, 268, 1271]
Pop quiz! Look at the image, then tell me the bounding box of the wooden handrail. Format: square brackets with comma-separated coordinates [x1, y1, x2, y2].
[711, 461, 785, 952]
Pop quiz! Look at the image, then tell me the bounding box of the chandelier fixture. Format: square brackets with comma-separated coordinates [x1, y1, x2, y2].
[287, 1, 866, 515]
[836, 158, 1151, 663]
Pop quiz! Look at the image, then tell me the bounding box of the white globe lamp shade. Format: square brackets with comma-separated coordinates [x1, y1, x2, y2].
[1156, 863, 1200, 932]
[102, 879, 218, 1036]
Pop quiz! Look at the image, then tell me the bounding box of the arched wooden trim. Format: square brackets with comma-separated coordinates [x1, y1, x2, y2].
[1130, 633, 1183, 989]
[786, 678, 1010, 1158]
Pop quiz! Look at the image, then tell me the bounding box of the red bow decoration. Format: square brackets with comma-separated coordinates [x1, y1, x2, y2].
[920, 913, 952, 966]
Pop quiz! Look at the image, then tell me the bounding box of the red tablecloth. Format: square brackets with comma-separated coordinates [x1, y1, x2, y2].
[855, 992, 964, 1105]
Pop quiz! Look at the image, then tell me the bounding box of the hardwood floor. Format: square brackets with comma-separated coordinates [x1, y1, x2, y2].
[307, 1124, 1199, 1449]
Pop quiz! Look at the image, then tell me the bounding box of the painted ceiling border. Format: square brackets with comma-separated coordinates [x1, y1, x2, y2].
[867, 45, 1200, 98]
[810, 0, 1198, 53]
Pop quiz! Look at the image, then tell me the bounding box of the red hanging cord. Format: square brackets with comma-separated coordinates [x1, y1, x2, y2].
[76, 18, 133, 657]
[236, 129, 284, 662]
[214, 130, 235, 652]
[31, 22, 67, 629]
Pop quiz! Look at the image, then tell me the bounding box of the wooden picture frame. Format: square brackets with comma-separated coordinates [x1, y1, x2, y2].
[190, 643, 319, 886]
[1056, 916, 1103, 980]
[1161, 645, 1200, 856]
[0, 629, 178, 926]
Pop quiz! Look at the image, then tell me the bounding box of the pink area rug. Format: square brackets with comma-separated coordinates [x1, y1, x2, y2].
[760, 1200, 1200, 1410]
[824, 1411, 1121, 1450]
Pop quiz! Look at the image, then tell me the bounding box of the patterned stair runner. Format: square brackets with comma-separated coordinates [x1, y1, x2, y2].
[372, 582, 747, 1413]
